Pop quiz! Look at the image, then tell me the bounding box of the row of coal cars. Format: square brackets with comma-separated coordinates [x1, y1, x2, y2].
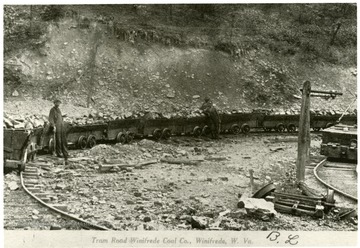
[34, 110, 359, 151]
[4, 110, 357, 170]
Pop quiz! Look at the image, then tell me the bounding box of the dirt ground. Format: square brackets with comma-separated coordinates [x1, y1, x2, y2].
[3, 133, 357, 231]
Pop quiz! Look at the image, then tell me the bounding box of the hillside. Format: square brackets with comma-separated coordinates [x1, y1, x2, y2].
[3, 4, 357, 119]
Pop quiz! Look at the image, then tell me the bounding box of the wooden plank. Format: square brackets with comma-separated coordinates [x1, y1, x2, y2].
[99, 159, 158, 172]
[160, 158, 201, 165]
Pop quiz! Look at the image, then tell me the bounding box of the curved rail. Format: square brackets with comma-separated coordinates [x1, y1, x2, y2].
[20, 171, 109, 230]
[313, 159, 358, 202]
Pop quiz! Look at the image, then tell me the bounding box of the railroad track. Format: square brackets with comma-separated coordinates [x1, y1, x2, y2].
[314, 159, 357, 202]
[19, 163, 109, 230]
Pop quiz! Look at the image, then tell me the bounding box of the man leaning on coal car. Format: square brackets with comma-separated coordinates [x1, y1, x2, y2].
[200, 96, 220, 139]
[48, 99, 69, 165]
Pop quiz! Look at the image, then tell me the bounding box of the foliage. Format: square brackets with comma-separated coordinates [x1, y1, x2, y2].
[4, 4, 357, 66]
[4, 6, 46, 54]
[39, 5, 65, 22]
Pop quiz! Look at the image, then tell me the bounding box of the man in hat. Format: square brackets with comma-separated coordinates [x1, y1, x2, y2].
[200, 96, 220, 139]
[49, 99, 69, 165]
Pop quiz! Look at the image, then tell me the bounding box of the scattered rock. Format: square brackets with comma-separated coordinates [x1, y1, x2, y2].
[134, 192, 142, 197]
[143, 153, 153, 158]
[50, 225, 62, 230]
[229, 208, 248, 218]
[240, 198, 277, 220]
[177, 150, 187, 156]
[12, 90, 19, 97]
[143, 216, 151, 222]
[191, 216, 209, 229]
[8, 181, 19, 191]
[126, 200, 135, 205]
[167, 92, 175, 98]
[270, 147, 285, 152]
[154, 201, 163, 207]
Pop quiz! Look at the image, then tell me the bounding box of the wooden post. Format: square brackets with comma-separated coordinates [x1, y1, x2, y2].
[249, 169, 254, 194]
[297, 81, 311, 182]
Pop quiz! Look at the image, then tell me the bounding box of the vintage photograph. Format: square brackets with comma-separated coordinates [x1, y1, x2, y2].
[2, 1, 357, 245]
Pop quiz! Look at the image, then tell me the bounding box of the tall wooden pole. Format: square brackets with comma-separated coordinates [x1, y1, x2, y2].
[297, 80, 311, 182]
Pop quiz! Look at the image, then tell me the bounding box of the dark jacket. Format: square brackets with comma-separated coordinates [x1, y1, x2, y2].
[49, 107, 64, 128]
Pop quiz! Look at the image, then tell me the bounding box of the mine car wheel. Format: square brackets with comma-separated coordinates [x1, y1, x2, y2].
[77, 136, 87, 150]
[252, 183, 276, 199]
[231, 125, 240, 134]
[350, 139, 357, 148]
[202, 126, 211, 136]
[87, 135, 96, 148]
[153, 129, 162, 141]
[287, 124, 296, 133]
[116, 132, 126, 144]
[162, 128, 172, 140]
[125, 132, 134, 143]
[276, 124, 285, 132]
[241, 124, 251, 134]
[313, 127, 321, 132]
[193, 126, 202, 137]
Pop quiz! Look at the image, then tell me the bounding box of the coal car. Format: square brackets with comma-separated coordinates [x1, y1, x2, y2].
[320, 124, 357, 161]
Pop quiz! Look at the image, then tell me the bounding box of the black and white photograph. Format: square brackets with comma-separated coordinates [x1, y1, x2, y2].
[2, 1, 358, 247]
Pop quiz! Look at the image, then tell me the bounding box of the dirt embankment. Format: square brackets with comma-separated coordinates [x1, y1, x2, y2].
[4, 17, 357, 119]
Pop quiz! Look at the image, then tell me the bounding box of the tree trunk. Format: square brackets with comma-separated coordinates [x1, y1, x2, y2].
[330, 22, 341, 45]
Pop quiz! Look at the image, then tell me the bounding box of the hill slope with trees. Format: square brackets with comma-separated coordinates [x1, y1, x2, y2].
[3, 4, 357, 118]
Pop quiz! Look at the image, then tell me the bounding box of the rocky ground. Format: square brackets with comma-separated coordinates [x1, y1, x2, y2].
[4, 133, 357, 231]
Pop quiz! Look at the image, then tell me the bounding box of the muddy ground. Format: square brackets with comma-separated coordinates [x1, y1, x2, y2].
[4, 133, 357, 231]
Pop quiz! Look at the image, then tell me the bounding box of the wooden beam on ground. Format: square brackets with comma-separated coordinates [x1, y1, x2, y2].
[160, 158, 201, 165]
[99, 159, 158, 172]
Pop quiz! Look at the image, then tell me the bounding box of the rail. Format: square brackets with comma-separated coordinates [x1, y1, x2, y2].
[313, 159, 357, 202]
[20, 170, 109, 230]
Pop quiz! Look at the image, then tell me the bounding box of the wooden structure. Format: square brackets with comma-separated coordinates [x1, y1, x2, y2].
[296, 81, 343, 181]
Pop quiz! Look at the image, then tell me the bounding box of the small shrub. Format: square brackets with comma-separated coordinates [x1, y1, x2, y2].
[40, 5, 65, 22]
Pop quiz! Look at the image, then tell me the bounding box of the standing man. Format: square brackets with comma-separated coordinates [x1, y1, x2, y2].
[200, 96, 220, 139]
[49, 99, 69, 165]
